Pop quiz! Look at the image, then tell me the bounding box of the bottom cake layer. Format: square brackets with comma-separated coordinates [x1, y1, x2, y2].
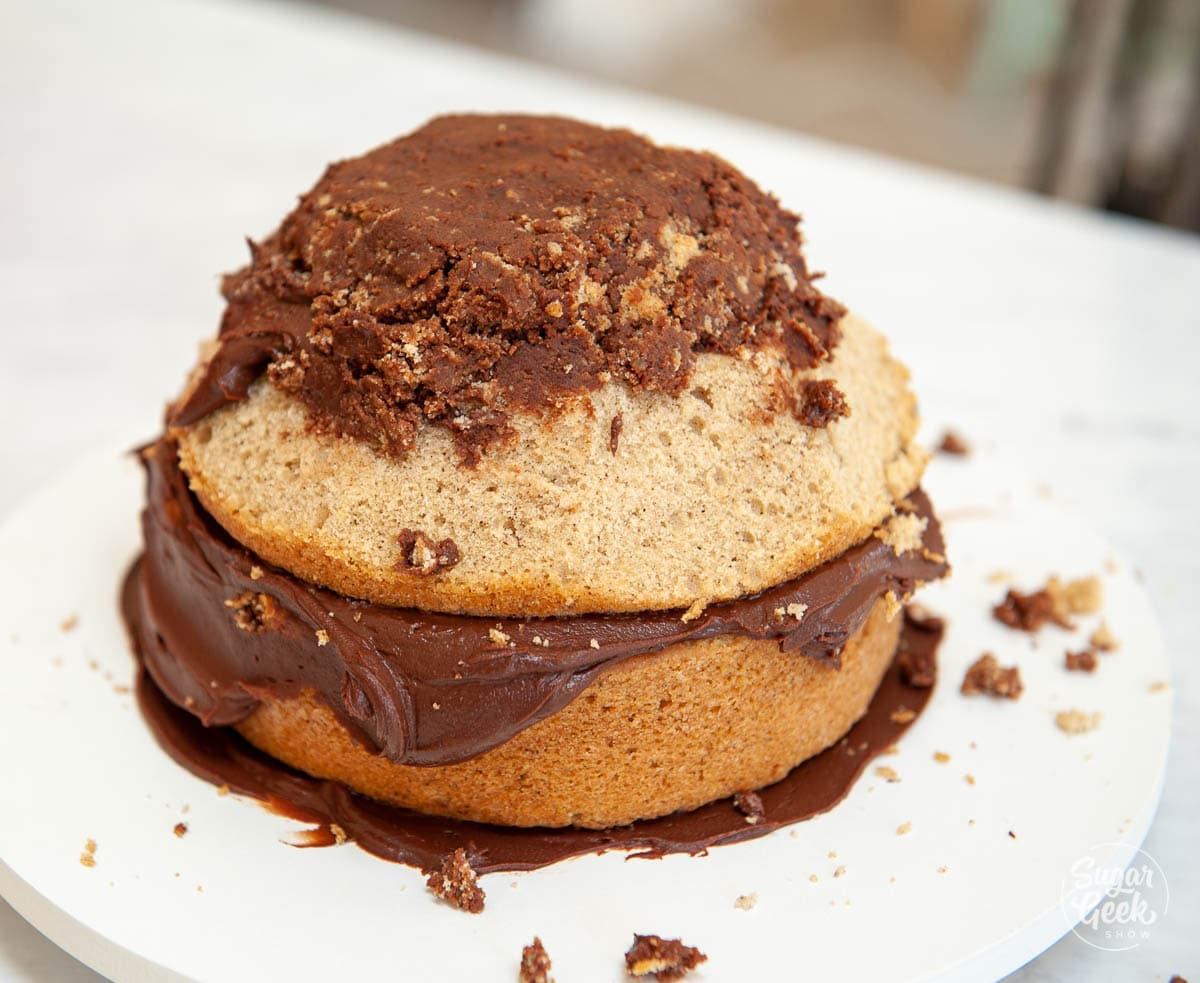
[132, 609, 943, 872]
[236, 596, 902, 829]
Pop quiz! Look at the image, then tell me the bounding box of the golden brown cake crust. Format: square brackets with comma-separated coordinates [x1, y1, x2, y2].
[235, 598, 901, 829]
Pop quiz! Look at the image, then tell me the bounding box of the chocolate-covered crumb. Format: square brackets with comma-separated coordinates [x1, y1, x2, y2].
[426, 847, 485, 913]
[937, 430, 970, 455]
[396, 529, 460, 576]
[610, 412, 624, 455]
[223, 591, 279, 633]
[896, 608, 942, 687]
[993, 588, 1070, 632]
[173, 822, 188, 838]
[797, 378, 849, 428]
[171, 115, 845, 466]
[520, 937, 554, 983]
[1065, 649, 1098, 672]
[1168, 975, 1187, 983]
[624, 934, 708, 981]
[961, 653, 1023, 699]
[733, 790, 765, 824]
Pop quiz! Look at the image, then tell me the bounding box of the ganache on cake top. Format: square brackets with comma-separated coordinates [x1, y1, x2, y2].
[172, 114, 846, 465]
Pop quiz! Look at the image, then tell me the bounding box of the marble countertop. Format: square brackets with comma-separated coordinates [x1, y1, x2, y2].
[2, 0, 1196, 979]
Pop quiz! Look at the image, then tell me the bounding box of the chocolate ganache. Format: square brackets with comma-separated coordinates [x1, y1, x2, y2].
[130, 602, 943, 873]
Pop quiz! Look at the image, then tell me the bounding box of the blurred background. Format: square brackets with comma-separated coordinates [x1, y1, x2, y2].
[310, 0, 1200, 231]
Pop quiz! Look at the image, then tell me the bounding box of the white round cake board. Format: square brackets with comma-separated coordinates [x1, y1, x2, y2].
[0, 447, 1171, 982]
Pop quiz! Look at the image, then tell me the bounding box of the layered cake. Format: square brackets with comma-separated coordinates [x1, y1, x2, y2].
[127, 114, 948, 832]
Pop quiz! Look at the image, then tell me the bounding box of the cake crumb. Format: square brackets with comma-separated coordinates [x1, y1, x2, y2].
[1047, 575, 1103, 616]
[965, 773, 976, 786]
[734, 893, 757, 911]
[896, 822, 912, 836]
[609, 412, 624, 455]
[1065, 649, 1098, 672]
[1089, 621, 1119, 652]
[785, 602, 808, 621]
[589, 638, 600, 650]
[1148, 681, 1169, 693]
[993, 587, 1069, 632]
[937, 865, 949, 874]
[79, 839, 97, 868]
[216, 784, 230, 796]
[833, 865, 847, 878]
[827, 850, 837, 859]
[426, 848, 485, 913]
[314, 629, 329, 647]
[1055, 709, 1102, 735]
[809, 873, 818, 883]
[489, 627, 510, 647]
[874, 765, 900, 782]
[395, 529, 460, 576]
[173, 822, 188, 838]
[933, 751, 951, 763]
[60, 614, 79, 633]
[798, 378, 849, 429]
[883, 590, 902, 621]
[624, 934, 707, 981]
[733, 790, 765, 825]
[519, 937, 554, 983]
[890, 707, 917, 724]
[961, 653, 1024, 699]
[680, 598, 706, 623]
[937, 430, 970, 456]
[329, 823, 348, 845]
[987, 570, 1014, 584]
[875, 512, 928, 556]
[224, 591, 279, 633]
[249, 565, 263, 580]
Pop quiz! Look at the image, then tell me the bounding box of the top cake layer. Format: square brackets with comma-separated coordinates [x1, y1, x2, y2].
[170, 115, 928, 616]
[171, 114, 845, 465]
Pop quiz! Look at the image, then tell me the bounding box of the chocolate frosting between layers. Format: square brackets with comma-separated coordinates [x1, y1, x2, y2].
[169, 115, 846, 466]
[130, 609, 944, 874]
[131, 440, 947, 767]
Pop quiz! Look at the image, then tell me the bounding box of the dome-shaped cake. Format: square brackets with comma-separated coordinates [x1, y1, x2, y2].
[127, 115, 948, 829]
